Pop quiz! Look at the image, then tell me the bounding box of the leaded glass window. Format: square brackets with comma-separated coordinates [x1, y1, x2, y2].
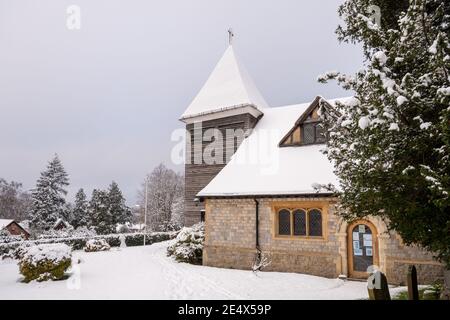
[278, 209, 291, 235]
[308, 209, 323, 236]
[276, 207, 323, 237]
[293, 209, 307, 236]
[303, 124, 315, 144]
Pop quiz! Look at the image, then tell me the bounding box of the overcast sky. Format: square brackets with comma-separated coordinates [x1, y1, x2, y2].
[0, 0, 363, 205]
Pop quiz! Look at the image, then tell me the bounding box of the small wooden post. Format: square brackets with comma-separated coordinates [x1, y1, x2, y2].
[368, 270, 391, 300]
[407, 265, 419, 300]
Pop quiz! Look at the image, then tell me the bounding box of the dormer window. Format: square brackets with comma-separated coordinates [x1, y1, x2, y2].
[279, 97, 328, 147]
[302, 122, 325, 144]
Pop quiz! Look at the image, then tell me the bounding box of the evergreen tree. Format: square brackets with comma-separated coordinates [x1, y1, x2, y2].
[62, 202, 74, 225]
[72, 188, 89, 229]
[88, 189, 113, 235]
[29, 155, 69, 231]
[319, 0, 450, 267]
[107, 181, 132, 227]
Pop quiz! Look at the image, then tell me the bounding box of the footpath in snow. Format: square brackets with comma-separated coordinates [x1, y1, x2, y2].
[1, 241, 376, 300]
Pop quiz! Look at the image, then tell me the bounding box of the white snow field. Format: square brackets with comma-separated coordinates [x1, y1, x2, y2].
[0, 241, 375, 300]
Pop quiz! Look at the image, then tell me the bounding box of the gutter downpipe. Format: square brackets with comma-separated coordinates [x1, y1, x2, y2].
[254, 199, 260, 249]
[254, 199, 261, 265]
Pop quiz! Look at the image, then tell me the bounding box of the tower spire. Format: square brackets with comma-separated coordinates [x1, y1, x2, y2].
[228, 28, 234, 45]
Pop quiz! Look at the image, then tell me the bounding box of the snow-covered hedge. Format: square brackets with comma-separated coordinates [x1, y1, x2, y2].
[0, 229, 25, 244]
[84, 239, 111, 252]
[0, 231, 177, 258]
[167, 223, 204, 264]
[37, 226, 96, 240]
[19, 243, 72, 282]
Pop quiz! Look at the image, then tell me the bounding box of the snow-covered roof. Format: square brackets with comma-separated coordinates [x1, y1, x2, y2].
[19, 220, 30, 232]
[180, 45, 268, 121]
[53, 218, 70, 229]
[0, 219, 14, 229]
[198, 97, 351, 197]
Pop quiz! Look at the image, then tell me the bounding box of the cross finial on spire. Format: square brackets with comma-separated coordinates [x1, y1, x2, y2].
[228, 28, 234, 45]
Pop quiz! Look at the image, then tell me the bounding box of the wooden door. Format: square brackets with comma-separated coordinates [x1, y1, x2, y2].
[347, 221, 379, 279]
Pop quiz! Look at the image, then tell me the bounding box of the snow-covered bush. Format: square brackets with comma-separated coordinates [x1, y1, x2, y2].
[72, 226, 97, 238]
[37, 226, 96, 240]
[13, 242, 34, 260]
[0, 231, 178, 258]
[0, 229, 23, 244]
[1, 240, 30, 260]
[167, 223, 204, 264]
[116, 224, 130, 234]
[84, 239, 111, 252]
[19, 243, 72, 282]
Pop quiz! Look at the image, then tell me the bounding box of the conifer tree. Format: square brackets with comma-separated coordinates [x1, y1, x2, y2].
[319, 0, 449, 267]
[29, 155, 69, 231]
[72, 188, 89, 229]
[88, 189, 112, 235]
[107, 181, 131, 227]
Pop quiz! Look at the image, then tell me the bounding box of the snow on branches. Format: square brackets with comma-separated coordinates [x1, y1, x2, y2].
[319, 0, 450, 266]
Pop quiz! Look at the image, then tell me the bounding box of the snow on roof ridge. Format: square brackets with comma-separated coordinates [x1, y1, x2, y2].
[179, 103, 260, 121]
[180, 45, 268, 120]
[53, 218, 69, 228]
[269, 96, 354, 109]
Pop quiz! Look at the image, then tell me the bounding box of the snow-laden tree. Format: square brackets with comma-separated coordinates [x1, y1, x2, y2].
[138, 164, 184, 232]
[319, 0, 450, 267]
[72, 188, 89, 229]
[88, 189, 112, 235]
[107, 181, 132, 226]
[61, 202, 74, 226]
[29, 155, 70, 231]
[170, 193, 185, 230]
[0, 178, 32, 221]
[86, 183, 131, 234]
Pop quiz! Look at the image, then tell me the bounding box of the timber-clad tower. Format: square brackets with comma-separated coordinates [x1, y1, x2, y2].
[179, 35, 268, 226]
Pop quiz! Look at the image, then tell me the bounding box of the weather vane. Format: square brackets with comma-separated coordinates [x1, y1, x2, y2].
[228, 28, 234, 45]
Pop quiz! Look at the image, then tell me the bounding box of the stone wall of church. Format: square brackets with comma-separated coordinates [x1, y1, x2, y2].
[203, 197, 445, 285]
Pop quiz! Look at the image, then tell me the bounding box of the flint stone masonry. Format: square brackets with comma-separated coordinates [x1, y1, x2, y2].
[203, 197, 445, 284]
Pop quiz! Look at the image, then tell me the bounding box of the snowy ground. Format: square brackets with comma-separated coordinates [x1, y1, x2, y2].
[0, 241, 396, 300]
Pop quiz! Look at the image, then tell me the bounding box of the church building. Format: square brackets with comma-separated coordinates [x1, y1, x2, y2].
[179, 38, 444, 284]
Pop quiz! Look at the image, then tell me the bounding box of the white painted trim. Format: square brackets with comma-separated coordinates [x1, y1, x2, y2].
[180, 105, 263, 124]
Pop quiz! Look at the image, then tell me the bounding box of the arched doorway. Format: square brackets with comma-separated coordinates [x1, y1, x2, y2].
[347, 220, 379, 279]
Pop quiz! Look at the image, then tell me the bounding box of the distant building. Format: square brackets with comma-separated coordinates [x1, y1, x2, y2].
[116, 223, 145, 233]
[0, 219, 30, 239]
[53, 218, 71, 231]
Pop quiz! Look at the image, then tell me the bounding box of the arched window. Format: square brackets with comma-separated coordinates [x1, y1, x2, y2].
[278, 209, 291, 235]
[276, 207, 323, 238]
[293, 209, 306, 236]
[308, 209, 323, 237]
